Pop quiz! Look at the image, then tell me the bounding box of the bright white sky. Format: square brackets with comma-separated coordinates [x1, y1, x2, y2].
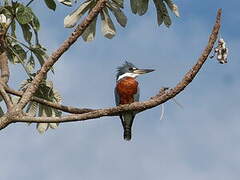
[1, 0, 240, 179]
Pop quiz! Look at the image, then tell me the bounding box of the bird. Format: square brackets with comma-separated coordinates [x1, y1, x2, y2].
[115, 61, 154, 141]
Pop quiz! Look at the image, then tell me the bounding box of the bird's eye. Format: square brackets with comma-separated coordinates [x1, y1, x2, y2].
[129, 67, 133, 71]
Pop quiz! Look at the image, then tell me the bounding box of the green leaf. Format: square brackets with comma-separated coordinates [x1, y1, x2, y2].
[130, 0, 138, 14]
[161, 1, 171, 27]
[12, 44, 27, 63]
[112, 0, 124, 8]
[19, 23, 32, 44]
[30, 13, 40, 31]
[44, 0, 57, 11]
[153, 0, 171, 27]
[16, 4, 33, 24]
[100, 8, 116, 39]
[82, 16, 97, 42]
[10, 19, 16, 37]
[26, 54, 35, 72]
[43, 105, 53, 117]
[54, 108, 62, 117]
[31, 46, 47, 66]
[108, 2, 127, 27]
[138, 0, 149, 16]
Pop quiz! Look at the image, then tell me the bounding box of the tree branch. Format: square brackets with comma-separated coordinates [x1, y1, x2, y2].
[14, 0, 107, 111]
[0, 82, 13, 110]
[5, 86, 94, 114]
[10, 9, 222, 124]
[0, 52, 10, 84]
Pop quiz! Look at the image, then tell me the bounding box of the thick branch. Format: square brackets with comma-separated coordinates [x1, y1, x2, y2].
[14, 0, 107, 111]
[10, 9, 222, 124]
[0, 52, 10, 84]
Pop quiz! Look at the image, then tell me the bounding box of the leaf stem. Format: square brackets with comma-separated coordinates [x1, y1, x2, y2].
[26, 0, 35, 7]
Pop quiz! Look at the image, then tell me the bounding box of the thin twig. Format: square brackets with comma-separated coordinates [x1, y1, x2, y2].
[26, 0, 35, 7]
[7, 35, 32, 50]
[5, 86, 94, 114]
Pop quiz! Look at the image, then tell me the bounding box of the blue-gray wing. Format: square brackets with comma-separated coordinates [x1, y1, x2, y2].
[114, 87, 120, 106]
[134, 87, 140, 102]
[115, 87, 139, 106]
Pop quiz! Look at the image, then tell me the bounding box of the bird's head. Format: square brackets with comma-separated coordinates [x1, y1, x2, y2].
[116, 61, 155, 81]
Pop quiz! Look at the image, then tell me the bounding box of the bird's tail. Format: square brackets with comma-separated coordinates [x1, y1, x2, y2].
[121, 113, 134, 141]
[123, 127, 131, 141]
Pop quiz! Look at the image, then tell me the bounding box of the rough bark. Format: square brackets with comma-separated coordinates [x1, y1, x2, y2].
[0, 52, 10, 84]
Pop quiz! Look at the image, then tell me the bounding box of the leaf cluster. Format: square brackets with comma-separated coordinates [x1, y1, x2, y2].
[62, 0, 179, 41]
[20, 76, 62, 133]
[0, 2, 50, 76]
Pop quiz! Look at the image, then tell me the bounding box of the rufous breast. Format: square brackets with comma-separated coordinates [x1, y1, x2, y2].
[116, 77, 138, 105]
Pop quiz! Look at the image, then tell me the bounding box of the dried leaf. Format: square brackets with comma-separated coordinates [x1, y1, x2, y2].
[26, 101, 38, 117]
[49, 123, 58, 129]
[12, 96, 20, 105]
[37, 105, 49, 134]
[164, 0, 179, 17]
[53, 89, 62, 103]
[58, 0, 72, 6]
[100, 8, 116, 39]
[37, 123, 49, 134]
[82, 16, 97, 42]
[64, 0, 92, 28]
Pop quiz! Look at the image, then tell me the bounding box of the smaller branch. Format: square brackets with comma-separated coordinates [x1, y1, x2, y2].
[5, 86, 94, 114]
[0, 115, 11, 131]
[0, 52, 10, 84]
[6, 35, 32, 50]
[0, 82, 13, 110]
[26, 0, 35, 7]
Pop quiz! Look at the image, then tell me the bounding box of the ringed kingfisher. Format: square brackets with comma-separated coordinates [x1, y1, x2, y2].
[115, 61, 154, 141]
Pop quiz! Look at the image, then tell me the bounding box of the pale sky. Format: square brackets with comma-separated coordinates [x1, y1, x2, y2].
[0, 0, 240, 180]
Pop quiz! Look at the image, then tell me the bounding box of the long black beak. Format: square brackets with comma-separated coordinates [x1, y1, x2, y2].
[133, 69, 155, 74]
